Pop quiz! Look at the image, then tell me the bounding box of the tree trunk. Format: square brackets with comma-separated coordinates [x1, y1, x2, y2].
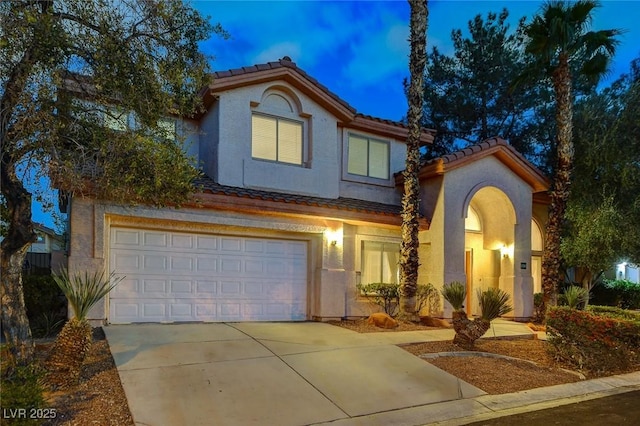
[399, 0, 428, 321]
[541, 54, 573, 317]
[0, 164, 37, 365]
[451, 310, 491, 349]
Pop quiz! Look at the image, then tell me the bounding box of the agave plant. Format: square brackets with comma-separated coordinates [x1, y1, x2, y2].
[47, 269, 122, 388]
[561, 285, 590, 310]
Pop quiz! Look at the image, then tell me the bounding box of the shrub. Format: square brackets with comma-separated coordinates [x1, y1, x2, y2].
[560, 285, 590, 309]
[22, 274, 67, 338]
[441, 281, 466, 311]
[546, 306, 640, 373]
[357, 282, 441, 317]
[0, 363, 45, 426]
[587, 305, 640, 321]
[533, 292, 545, 323]
[415, 283, 440, 315]
[591, 279, 640, 309]
[357, 282, 399, 316]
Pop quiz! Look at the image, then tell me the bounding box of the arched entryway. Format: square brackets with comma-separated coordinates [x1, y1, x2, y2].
[464, 186, 517, 316]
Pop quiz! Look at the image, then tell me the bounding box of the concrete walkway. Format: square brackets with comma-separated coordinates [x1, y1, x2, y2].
[104, 321, 640, 426]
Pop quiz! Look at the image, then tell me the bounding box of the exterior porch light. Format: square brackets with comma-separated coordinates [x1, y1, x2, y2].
[325, 228, 343, 247]
[501, 244, 513, 259]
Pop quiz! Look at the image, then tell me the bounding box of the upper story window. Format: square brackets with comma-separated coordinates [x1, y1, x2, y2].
[251, 89, 308, 166]
[252, 114, 303, 165]
[347, 134, 390, 180]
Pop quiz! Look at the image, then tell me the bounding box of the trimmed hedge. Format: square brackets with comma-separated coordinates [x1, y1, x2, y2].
[591, 279, 640, 309]
[546, 306, 640, 373]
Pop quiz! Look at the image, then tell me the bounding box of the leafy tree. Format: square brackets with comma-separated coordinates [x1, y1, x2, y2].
[563, 57, 640, 286]
[1, 0, 226, 364]
[399, 0, 428, 320]
[421, 9, 554, 166]
[520, 0, 621, 314]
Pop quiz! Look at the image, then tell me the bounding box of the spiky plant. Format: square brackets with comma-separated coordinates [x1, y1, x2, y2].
[47, 269, 122, 388]
[478, 288, 513, 321]
[562, 285, 590, 309]
[442, 283, 513, 349]
[441, 281, 466, 311]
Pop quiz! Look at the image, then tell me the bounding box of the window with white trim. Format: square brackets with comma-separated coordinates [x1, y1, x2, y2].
[360, 240, 400, 285]
[251, 114, 303, 165]
[347, 134, 390, 179]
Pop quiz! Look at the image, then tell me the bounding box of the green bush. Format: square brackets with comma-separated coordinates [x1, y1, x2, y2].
[357, 282, 440, 317]
[357, 282, 399, 316]
[0, 364, 45, 425]
[587, 305, 640, 321]
[591, 279, 640, 309]
[533, 292, 545, 323]
[22, 274, 67, 338]
[415, 283, 440, 315]
[546, 306, 640, 373]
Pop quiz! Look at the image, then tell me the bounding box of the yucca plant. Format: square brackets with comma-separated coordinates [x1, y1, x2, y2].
[441, 282, 513, 349]
[478, 288, 513, 321]
[441, 281, 466, 310]
[562, 285, 590, 310]
[47, 269, 122, 388]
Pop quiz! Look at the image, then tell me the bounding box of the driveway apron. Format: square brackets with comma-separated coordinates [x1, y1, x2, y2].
[104, 322, 485, 426]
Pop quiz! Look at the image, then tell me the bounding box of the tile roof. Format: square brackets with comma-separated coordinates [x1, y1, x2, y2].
[412, 137, 550, 193]
[210, 57, 434, 138]
[212, 56, 355, 114]
[194, 175, 402, 216]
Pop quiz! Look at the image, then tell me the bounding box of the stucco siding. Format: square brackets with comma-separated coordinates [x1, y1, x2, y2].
[214, 82, 340, 198]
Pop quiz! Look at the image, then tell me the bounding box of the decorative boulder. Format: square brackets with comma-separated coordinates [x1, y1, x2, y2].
[419, 316, 452, 328]
[367, 312, 399, 329]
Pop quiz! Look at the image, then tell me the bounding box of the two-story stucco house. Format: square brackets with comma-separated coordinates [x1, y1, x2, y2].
[67, 57, 550, 324]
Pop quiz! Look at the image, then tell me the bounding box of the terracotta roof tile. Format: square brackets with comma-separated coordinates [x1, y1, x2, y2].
[194, 175, 402, 216]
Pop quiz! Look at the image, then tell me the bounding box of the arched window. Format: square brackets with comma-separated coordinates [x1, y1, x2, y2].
[251, 88, 307, 166]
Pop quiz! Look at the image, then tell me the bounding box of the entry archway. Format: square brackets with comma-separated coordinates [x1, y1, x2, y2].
[464, 186, 516, 316]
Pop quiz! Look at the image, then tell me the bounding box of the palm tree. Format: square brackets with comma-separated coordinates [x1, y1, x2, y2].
[522, 0, 621, 315]
[399, 0, 428, 320]
[47, 269, 122, 389]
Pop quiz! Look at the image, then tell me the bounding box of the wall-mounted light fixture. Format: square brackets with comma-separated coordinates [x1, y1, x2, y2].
[324, 228, 343, 247]
[501, 244, 513, 259]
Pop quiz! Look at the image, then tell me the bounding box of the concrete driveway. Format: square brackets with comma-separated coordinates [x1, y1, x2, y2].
[104, 322, 486, 426]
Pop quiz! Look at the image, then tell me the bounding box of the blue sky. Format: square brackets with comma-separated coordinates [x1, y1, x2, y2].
[196, 0, 640, 120]
[31, 0, 640, 229]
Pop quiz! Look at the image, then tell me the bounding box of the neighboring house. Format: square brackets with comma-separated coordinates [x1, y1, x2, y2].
[614, 262, 640, 284]
[65, 57, 549, 324]
[25, 223, 66, 273]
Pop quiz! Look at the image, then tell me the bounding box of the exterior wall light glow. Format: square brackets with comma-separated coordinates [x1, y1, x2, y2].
[501, 244, 513, 259]
[325, 228, 343, 247]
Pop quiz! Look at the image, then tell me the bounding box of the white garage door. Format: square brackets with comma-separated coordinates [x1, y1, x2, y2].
[108, 227, 308, 323]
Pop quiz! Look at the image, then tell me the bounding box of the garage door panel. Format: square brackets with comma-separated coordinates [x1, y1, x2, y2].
[109, 228, 307, 323]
